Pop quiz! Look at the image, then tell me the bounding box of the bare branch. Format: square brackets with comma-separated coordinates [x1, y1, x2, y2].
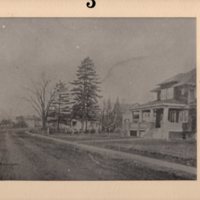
[24, 72, 56, 130]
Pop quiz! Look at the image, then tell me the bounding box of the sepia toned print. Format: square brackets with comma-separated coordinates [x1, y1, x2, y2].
[0, 18, 196, 180]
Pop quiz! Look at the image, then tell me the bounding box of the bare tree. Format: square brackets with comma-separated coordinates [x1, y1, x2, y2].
[24, 73, 56, 131]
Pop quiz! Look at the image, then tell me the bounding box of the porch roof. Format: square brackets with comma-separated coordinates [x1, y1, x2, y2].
[131, 99, 187, 110]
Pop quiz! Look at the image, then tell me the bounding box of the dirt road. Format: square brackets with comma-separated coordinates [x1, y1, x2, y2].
[0, 131, 195, 180]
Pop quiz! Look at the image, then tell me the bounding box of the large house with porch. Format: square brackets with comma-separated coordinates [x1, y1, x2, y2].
[123, 69, 196, 140]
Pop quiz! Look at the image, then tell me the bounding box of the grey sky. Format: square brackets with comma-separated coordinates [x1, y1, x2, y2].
[0, 18, 196, 118]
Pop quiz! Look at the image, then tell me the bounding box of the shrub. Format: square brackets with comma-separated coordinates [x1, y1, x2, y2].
[114, 127, 123, 135]
[90, 128, 96, 134]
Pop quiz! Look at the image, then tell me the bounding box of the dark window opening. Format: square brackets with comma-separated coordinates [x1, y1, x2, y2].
[72, 121, 77, 126]
[132, 111, 139, 122]
[155, 109, 163, 128]
[130, 130, 137, 137]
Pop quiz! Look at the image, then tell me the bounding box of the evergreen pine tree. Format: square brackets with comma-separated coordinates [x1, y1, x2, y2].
[71, 57, 101, 132]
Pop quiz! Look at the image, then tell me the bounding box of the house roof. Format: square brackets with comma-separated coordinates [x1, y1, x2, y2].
[150, 87, 160, 92]
[151, 69, 196, 92]
[24, 115, 40, 121]
[121, 103, 138, 113]
[159, 69, 196, 86]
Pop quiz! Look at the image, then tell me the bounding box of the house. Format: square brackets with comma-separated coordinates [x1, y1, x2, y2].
[123, 69, 196, 140]
[71, 119, 101, 133]
[121, 103, 139, 136]
[24, 115, 41, 128]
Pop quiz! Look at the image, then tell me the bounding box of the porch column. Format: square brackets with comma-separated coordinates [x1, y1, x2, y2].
[139, 110, 142, 123]
[163, 107, 169, 140]
[150, 109, 154, 122]
[163, 107, 169, 123]
[137, 110, 142, 136]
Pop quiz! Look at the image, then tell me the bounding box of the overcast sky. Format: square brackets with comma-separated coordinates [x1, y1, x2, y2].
[0, 18, 196, 118]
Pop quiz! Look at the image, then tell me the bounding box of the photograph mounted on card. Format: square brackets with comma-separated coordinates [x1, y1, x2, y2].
[0, 17, 196, 181]
[0, 0, 199, 200]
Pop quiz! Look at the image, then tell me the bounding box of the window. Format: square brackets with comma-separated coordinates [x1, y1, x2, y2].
[130, 130, 137, 137]
[167, 88, 173, 99]
[161, 89, 167, 100]
[179, 110, 188, 123]
[124, 119, 130, 124]
[180, 87, 188, 97]
[160, 88, 173, 100]
[142, 110, 150, 122]
[168, 109, 179, 123]
[157, 91, 161, 100]
[132, 111, 139, 120]
[189, 89, 196, 101]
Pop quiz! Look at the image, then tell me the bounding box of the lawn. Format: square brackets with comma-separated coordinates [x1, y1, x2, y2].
[46, 132, 197, 167]
[81, 138, 197, 167]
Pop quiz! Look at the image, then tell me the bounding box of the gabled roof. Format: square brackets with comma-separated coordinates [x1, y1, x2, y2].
[151, 69, 196, 92]
[159, 69, 196, 86]
[121, 103, 138, 113]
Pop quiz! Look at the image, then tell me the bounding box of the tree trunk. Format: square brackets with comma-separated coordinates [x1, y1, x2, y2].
[42, 119, 45, 129]
[57, 115, 60, 132]
[57, 96, 61, 132]
[81, 119, 84, 133]
[42, 119, 46, 133]
[42, 112, 47, 133]
[85, 119, 88, 133]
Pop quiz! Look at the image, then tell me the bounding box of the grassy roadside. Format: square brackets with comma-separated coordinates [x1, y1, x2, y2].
[50, 133, 196, 167]
[82, 139, 197, 167]
[0, 130, 196, 180]
[49, 132, 129, 141]
[21, 132, 196, 180]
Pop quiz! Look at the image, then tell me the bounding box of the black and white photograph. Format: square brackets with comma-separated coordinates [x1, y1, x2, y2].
[0, 18, 196, 180]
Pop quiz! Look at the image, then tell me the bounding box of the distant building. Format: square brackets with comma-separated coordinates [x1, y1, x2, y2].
[0, 119, 14, 129]
[71, 119, 101, 133]
[123, 69, 196, 140]
[24, 115, 41, 128]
